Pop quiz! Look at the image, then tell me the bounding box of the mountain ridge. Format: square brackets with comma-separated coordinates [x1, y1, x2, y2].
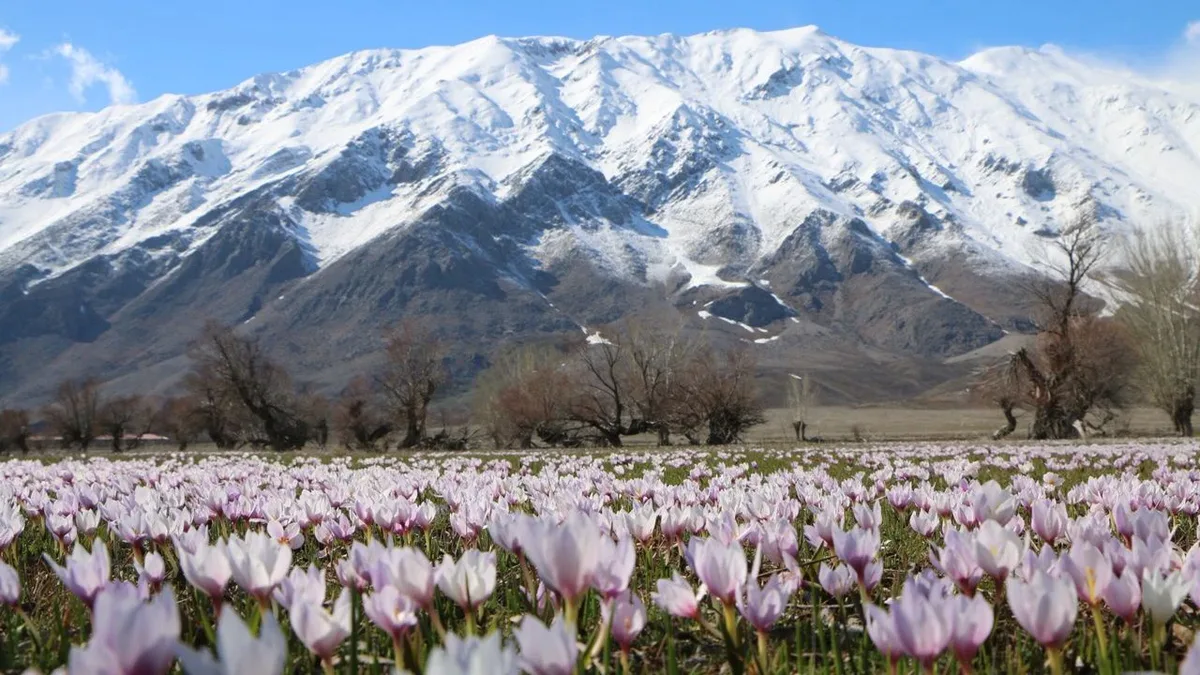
[0, 25, 1197, 404]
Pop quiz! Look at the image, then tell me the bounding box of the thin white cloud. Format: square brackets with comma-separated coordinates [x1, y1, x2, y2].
[1186, 21, 1200, 45]
[53, 42, 136, 105]
[1163, 21, 1200, 84]
[0, 27, 18, 86]
[0, 28, 18, 51]
[1050, 19, 1200, 87]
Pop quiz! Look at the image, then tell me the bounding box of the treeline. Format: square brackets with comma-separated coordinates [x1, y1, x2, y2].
[474, 321, 764, 449]
[7, 212, 1197, 451]
[0, 316, 767, 454]
[974, 215, 1200, 439]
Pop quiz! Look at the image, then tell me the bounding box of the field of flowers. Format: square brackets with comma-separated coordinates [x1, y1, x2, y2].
[3, 441, 1200, 674]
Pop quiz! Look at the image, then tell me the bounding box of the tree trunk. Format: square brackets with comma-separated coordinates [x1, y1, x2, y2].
[993, 405, 1017, 440]
[1173, 394, 1195, 438]
[656, 424, 672, 447]
[792, 420, 803, 442]
[1029, 404, 1078, 440]
[400, 411, 422, 449]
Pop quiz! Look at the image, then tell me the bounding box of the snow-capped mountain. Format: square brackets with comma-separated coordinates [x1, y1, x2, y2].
[1, 26, 1198, 403]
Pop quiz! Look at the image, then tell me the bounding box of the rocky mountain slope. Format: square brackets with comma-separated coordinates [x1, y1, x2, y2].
[1, 26, 1198, 404]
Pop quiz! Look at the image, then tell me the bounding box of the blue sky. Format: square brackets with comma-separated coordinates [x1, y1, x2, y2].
[1, 0, 1198, 131]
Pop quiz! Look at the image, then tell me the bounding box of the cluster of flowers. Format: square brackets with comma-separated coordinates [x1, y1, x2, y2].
[2, 441, 1200, 674]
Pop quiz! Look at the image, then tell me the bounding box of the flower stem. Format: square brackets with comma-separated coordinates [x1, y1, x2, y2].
[666, 616, 679, 675]
[719, 602, 745, 675]
[15, 607, 43, 655]
[721, 602, 741, 650]
[1047, 647, 1064, 675]
[756, 630, 770, 674]
[427, 603, 447, 640]
[1150, 622, 1165, 672]
[392, 634, 407, 673]
[1090, 604, 1110, 675]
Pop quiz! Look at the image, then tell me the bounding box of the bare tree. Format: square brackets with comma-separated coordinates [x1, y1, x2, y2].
[567, 334, 640, 447]
[474, 344, 578, 448]
[787, 374, 817, 442]
[298, 390, 331, 449]
[1107, 221, 1200, 436]
[155, 396, 207, 451]
[188, 321, 309, 451]
[0, 409, 30, 453]
[997, 215, 1138, 438]
[334, 377, 392, 450]
[182, 363, 242, 449]
[972, 362, 1022, 439]
[43, 378, 102, 451]
[98, 395, 153, 452]
[676, 344, 766, 445]
[378, 321, 446, 449]
[623, 318, 696, 446]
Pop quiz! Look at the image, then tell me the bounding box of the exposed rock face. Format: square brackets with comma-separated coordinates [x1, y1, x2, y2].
[706, 286, 795, 327]
[0, 26, 1196, 403]
[1022, 167, 1056, 201]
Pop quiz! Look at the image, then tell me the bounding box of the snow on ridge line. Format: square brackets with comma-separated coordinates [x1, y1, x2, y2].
[1, 24, 1199, 289]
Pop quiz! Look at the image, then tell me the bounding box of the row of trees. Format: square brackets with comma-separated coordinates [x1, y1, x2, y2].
[0, 321, 451, 453]
[2, 315, 767, 453]
[474, 322, 765, 449]
[0, 380, 161, 453]
[976, 215, 1200, 439]
[6, 212, 1195, 450]
[176, 321, 450, 452]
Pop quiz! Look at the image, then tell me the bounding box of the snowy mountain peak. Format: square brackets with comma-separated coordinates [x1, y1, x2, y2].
[0, 25, 1199, 401]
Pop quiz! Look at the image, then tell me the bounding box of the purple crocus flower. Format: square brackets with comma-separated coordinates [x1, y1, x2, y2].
[686, 537, 748, 606]
[84, 583, 181, 675]
[608, 591, 647, 653]
[515, 614, 578, 675]
[738, 573, 792, 632]
[426, 633, 518, 675]
[225, 531, 292, 605]
[44, 541, 111, 610]
[362, 585, 418, 643]
[523, 514, 601, 607]
[931, 529, 982, 596]
[176, 609, 287, 675]
[1059, 542, 1114, 606]
[818, 563, 856, 599]
[651, 573, 705, 619]
[890, 584, 951, 671]
[1007, 571, 1077, 649]
[290, 589, 351, 663]
[373, 547, 435, 609]
[831, 526, 879, 582]
[973, 520, 1022, 583]
[948, 593, 994, 668]
[0, 560, 19, 606]
[179, 540, 232, 608]
[866, 604, 903, 672]
[273, 564, 326, 611]
[591, 536, 636, 599]
[436, 549, 497, 612]
[1102, 568, 1141, 624]
[1030, 499, 1067, 545]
